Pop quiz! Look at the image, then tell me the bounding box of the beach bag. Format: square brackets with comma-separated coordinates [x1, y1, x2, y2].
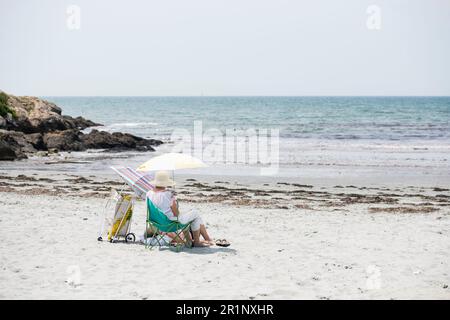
[98, 189, 136, 243]
[107, 194, 134, 241]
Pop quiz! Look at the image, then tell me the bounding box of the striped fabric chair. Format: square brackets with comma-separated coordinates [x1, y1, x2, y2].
[111, 166, 154, 199]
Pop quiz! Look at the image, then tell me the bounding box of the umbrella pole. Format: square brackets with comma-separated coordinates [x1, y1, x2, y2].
[172, 170, 175, 191]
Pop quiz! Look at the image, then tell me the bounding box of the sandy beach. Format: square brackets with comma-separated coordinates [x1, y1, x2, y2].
[0, 170, 449, 300]
[2, 0, 450, 304]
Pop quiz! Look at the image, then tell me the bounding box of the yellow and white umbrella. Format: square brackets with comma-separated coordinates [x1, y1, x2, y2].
[136, 153, 207, 172]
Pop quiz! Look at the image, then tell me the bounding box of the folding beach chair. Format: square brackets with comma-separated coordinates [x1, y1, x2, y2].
[111, 166, 154, 200]
[145, 198, 192, 250]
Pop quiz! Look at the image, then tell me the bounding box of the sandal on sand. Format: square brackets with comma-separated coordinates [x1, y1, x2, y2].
[215, 239, 230, 247]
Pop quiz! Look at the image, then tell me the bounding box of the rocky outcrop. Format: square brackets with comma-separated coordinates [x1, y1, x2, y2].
[81, 129, 161, 151]
[39, 129, 163, 152]
[1, 94, 100, 133]
[0, 91, 163, 160]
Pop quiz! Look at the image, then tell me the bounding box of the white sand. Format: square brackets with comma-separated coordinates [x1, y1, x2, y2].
[0, 191, 449, 299]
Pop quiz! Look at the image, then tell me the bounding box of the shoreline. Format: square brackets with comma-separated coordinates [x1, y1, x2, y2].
[1, 131, 449, 188]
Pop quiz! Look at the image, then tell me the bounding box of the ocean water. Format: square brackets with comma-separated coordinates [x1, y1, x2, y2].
[48, 96, 450, 143]
[3, 96, 450, 183]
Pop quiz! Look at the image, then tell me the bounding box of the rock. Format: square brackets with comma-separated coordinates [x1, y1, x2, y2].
[36, 151, 49, 157]
[0, 130, 30, 160]
[81, 130, 127, 150]
[39, 129, 163, 153]
[43, 130, 85, 152]
[0, 140, 19, 160]
[0, 130, 37, 153]
[138, 136, 163, 148]
[0, 116, 6, 129]
[64, 116, 100, 130]
[81, 129, 161, 151]
[25, 133, 45, 150]
[2, 93, 102, 133]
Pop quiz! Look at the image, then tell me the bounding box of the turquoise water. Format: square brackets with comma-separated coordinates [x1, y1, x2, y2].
[46, 96, 450, 142]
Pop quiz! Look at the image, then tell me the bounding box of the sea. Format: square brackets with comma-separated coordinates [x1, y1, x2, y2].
[2, 96, 450, 185]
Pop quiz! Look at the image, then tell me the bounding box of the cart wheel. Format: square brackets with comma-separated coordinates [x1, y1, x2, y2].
[97, 236, 103, 241]
[125, 233, 136, 243]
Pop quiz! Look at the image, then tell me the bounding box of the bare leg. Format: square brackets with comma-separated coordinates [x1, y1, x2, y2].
[199, 224, 213, 243]
[192, 229, 210, 247]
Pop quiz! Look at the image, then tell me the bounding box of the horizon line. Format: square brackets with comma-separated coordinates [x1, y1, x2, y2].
[39, 95, 450, 98]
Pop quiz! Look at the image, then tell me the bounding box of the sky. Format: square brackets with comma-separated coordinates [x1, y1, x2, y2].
[1, 0, 450, 96]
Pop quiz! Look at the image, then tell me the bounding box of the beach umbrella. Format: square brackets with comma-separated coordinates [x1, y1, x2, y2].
[136, 153, 207, 172]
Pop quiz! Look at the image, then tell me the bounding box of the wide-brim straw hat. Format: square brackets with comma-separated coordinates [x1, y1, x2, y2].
[150, 170, 176, 187]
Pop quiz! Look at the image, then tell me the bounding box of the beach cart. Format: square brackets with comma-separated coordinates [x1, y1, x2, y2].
[97, 189, 136, 243]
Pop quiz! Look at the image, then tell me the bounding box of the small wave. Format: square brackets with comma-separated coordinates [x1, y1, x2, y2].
[107, 122, 159, 128]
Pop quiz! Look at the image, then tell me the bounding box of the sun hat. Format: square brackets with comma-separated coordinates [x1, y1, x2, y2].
[150, 170, 176, 188]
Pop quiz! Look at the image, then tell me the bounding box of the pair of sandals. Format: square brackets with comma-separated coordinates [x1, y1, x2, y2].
[215, 239, 230, 247]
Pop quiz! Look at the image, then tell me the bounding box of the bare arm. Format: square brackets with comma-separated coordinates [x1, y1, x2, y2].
[171, 201, 179, 217]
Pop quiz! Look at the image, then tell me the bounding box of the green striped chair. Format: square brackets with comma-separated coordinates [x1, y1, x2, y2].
[145, 198, 192, 250]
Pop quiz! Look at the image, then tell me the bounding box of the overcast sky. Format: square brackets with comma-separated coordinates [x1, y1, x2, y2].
[1, 0, 449, 96]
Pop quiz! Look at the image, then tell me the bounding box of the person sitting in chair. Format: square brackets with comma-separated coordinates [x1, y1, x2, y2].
[146, 171, 229, 247]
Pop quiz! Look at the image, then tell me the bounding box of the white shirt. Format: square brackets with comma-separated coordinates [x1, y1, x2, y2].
[146, 190, 176, 220]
